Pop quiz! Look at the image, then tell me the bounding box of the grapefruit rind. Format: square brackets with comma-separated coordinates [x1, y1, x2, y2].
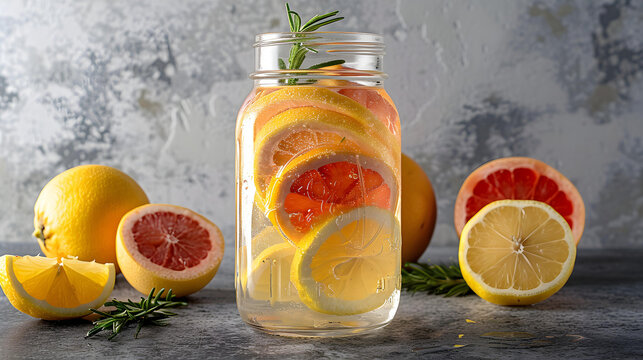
[458, 200, 576, 306]
[454, 157, 585, 245]
[116, 204, 224, 297]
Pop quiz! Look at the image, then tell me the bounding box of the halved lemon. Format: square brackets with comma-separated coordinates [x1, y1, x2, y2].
[243, 241, 298, 304]
[0, 255, 115, 320]
[253, 106, 393, 198]
[265, 146, 399, 244]
[459, 200, 576, 305]
[291, 207, 400, 315]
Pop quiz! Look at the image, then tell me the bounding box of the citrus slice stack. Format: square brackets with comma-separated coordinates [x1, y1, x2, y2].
[0, 255, 115, 320]
[291, 207, 400, 315]
[248, 86, 399, 204]
[116, 204, 224, 297]
[459, 200, 576, 305]
[454, 157, 585, 245]
[265, 146, 398, 243]
[253, 106, 391, 198]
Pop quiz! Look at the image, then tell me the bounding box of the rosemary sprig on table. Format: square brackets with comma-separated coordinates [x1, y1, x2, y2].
[85, 288, 187, 340]
[402, 262, 472, 297]
[282, 3, 346, 85]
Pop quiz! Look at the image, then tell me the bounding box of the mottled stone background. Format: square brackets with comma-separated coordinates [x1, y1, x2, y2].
[0, 0, 641, 264]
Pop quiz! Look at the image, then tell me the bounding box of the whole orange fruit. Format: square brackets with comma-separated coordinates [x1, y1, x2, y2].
[401, 153, 437, 264]
[33, 165, 149, 273]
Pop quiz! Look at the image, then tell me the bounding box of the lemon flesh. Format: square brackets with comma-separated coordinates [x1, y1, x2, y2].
[459, 200, 576, 305]
[0, 255, 115, 320]
[291, 207, 400, 315]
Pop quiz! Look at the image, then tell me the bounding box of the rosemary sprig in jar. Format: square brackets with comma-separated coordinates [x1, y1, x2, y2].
[282, 3, 346, 85]
[85, 288, 187, 340]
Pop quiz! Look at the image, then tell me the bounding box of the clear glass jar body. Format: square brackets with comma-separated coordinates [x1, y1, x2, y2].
[235, 32, 401, 337]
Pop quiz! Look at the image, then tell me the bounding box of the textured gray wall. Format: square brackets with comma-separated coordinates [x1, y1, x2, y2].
[0, 1, 641, 258]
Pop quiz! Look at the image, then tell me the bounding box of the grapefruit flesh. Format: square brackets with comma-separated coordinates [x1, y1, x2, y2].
[116, 204, 224, 297]
[266, 147, 398, 243]
[338, 88, 400, 141]
[285, 161, 392, 233]
[454, 157, 585, 245]
[131, 211, 212, 271]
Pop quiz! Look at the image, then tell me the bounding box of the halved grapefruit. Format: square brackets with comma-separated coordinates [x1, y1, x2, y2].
[116, 204, 224, 297]
[454, 157, 585, 245]
[265, 146, 399, 244]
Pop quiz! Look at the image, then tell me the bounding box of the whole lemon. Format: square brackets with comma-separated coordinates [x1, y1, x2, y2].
[401, 153, 437, 264]
[33, 165, 149, 273]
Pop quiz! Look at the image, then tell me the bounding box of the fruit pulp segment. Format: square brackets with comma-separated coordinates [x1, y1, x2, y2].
[132, 211, 212, 271]
[465, 205, 569, 291]
[466, 168, 575, 227]
[285, 161, 391, 233]
[13, 256, 109, 308]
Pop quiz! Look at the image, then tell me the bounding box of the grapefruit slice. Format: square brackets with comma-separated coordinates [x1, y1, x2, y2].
[454, 157, 585, 245]
[253, 106, 392, 199]
[338, 88, 400, 142]
[265, 146, 399, 244]
[116, 204, 224, 297]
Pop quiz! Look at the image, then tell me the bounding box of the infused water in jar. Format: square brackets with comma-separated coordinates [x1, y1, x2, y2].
[235, 32, 401, 337]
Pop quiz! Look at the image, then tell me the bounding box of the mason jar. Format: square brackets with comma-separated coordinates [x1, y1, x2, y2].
[235, 32, 401, 337]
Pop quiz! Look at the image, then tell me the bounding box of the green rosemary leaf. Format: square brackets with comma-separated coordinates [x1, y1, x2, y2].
[302, 17, 344, 32]
[300, 11, 339, 31]
[402, 262, 472, 297]
[278, 58, 287, 70]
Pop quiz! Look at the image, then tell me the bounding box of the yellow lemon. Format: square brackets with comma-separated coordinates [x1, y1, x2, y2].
[290, 207, 400, 315]
[459, 200, 576, 305]
[0, 255, 115, 320]
[34, 165, 149, 273]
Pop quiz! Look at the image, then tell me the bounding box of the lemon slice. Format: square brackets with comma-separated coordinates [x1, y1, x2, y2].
[291, 207, 400, 315]
[459, 200, 576, 305]
[0, 255, 115, 320]
[243, 242, 298, 304]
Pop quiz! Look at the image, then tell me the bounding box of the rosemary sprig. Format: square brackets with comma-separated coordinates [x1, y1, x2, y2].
[282, 3, 345, 85]
[402, 262, 472, 297]
[85, 288, 187, 340]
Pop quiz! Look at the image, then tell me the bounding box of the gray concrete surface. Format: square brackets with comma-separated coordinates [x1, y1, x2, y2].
[1, 242, 642, 359]
[0, 0, 642, 255]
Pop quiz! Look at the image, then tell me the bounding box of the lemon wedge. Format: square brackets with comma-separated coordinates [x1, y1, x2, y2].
[291, 206, 400, 315]
[459, 200, 576, 305]
[0, 255, 115, 319]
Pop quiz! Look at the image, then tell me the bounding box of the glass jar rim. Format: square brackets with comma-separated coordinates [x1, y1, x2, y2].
[254, 31, 384, 53]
